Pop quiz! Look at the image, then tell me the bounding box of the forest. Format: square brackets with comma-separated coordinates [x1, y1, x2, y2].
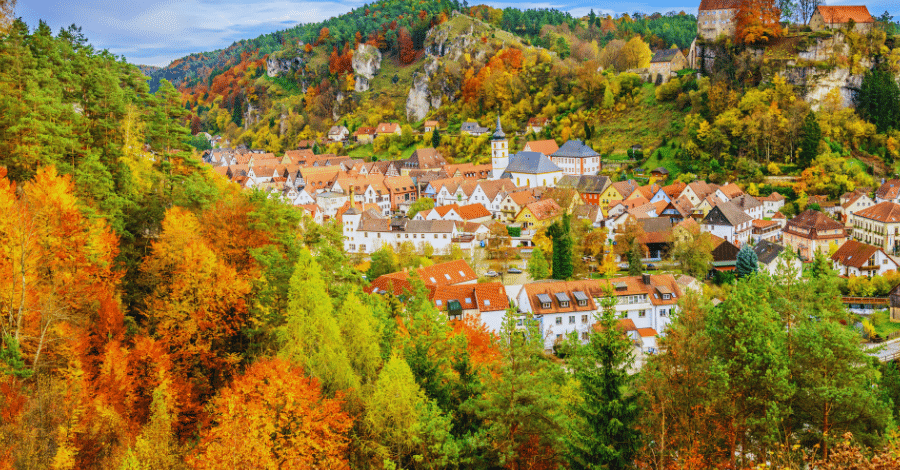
[6, 3, 900, 469]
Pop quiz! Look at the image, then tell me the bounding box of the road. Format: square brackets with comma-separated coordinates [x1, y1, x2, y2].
[865, 337, 900, 362]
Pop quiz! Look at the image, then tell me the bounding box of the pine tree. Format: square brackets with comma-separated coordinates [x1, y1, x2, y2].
[736, 244, 759, 278]
[856, 68, 900, 134]
[431, 127, 441, 147]
[798, 111, 821, 167]
[567, 292, 641, 470]
[548, 212, 574, 280]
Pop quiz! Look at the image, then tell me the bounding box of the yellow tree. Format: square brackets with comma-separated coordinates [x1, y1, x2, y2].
[189, 358, 352, 469]
[617, 36, 652, 71]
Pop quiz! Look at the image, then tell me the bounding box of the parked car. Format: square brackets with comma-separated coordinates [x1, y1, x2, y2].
[646, 264, 656, 269]
[486, 270, 499, 277]
[508, 268, 523, 274]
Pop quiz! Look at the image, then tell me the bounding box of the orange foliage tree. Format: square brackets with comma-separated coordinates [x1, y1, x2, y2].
[189, 358, 353, 469]
[398, 28, 416, 64]
[140, 206, 253, 432]
[735, 0, 781, 44]
[0, 167, 121, 373]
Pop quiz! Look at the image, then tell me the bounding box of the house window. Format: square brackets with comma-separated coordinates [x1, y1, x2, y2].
[581, 314, 588, 323]
[542, 302, 551, 309]
[660, 309, 668, 317]
[569, 316, 575, 324]
[578, 299, 587, 307]
[560, 301, 569, 308]
[581, 332, 589, 340]
[555, 317, 562, 325]
[663, 294, 670, 300]
[639, 310, 646, 318]
[349, 244, 356, 251]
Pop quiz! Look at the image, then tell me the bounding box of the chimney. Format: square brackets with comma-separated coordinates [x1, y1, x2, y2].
[642, 273, 651, 285]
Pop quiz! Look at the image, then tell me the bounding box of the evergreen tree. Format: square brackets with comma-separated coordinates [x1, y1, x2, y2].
[627, 240, 643, 276]
[431, 127, 441, 147]
[736, 244, 759, 278]
[567, 292, 641, 470]
[797, 111, 821, 167]
[230, 98, 243, 127]
[856, 68, 900, 133]
[528, 246, 550, 280]
[548, 212, 574, 280]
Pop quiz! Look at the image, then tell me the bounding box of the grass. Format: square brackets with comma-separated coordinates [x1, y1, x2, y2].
[641, 145, 681, 176]
[589, 91, 684, 155]
[872, 310, 900, 338]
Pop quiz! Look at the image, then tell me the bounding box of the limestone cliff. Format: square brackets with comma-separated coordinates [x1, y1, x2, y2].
[352, 44, 382, 92]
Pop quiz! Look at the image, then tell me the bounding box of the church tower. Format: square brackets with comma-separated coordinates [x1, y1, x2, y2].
[490, 114, 508, 179]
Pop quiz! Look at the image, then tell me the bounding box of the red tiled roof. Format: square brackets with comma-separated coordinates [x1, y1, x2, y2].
[376, 122, 400, 134]
[456, 203, 491, 220]
[752, 219, 779, 228]
[523, 199, 562, 221]
[637, 328, 658, 338]
[354, 126, 376, 136]
[435, 204, 460, 217]
[718, 182, 744, 199]
[816, 5, 874, 24]
[831, 240, 881, 269]
[699, 0, 740, 10]
[855, 202, 900, 223]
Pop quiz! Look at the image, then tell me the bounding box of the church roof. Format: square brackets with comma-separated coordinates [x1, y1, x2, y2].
[491, 115, 506, 140]
[504, 151, 562, 175]
[551, 140, 599, 158]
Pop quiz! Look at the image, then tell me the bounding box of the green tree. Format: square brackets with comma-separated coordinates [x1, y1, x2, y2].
[627, 240, 644, 276]
[338, 292, 384, 385]
[797, 111, 821, 167]
[407, 197, 435, 218]
[367, 247, 399, 280]
[548, 212, 574, 280]
[431, 127, 442, 147]
[278, 248, 360, 395]
[566, 291, 641, 470]
[528, 246, 551, 280]
[0, 334, 32, 379]
[468, 310, 567, 468]
[856, 68, 900, 133]
[670, 228, 713, 278]
[735, 244, 758, 278]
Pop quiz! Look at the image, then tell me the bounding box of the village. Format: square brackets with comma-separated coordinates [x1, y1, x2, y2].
[203, 90, 900, 355]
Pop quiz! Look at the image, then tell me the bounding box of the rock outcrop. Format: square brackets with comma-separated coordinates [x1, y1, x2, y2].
[352, 44, 382, 92]
[266, 56, 303, 78]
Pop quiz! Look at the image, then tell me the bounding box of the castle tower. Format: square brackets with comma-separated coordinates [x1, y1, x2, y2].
[490, 114, 508, 180]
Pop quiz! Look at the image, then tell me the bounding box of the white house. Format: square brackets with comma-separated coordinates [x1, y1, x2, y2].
[549, 140, 601, 176]
[831, 239, 900, 277]
[753, 240, 802, 277]
[700, 201, 753, 245]
[516, 274, 682, 352]
[343, 209, 457, 255]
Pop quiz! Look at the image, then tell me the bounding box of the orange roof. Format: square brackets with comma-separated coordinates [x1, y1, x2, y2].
[855, 201, 900, 223]
[637, 328, 658, 338]
[523, 199, 562, 221]
[434, 204, 460, 217]
[456, 203, 491, 220]
[509, 190, 537, 206]
[816, 5, 874, 24]
[354, 126, 376, 136]
[718, 182, 744, 199]
[699, 0, 740, 10]
[752, 219, 779, 228]
[831, 240, 881, 269]
[525, 139, 560, 156]
[376, 122, 400, 134]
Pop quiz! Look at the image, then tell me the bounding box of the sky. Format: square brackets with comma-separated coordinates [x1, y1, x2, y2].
[17, 0, 900, 67]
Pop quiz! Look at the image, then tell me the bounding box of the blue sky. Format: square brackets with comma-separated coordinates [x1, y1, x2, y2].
[17, 0, 900, 66]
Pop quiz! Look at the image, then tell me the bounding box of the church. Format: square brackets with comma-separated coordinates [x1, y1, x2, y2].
[489, 116, 564, 188]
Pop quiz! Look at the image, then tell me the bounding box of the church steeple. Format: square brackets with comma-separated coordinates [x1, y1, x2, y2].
[490, 113, 509, 179]
[491, 114, 506, 140]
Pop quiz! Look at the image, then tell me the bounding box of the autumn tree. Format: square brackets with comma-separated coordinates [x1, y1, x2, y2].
[615, 216, 645, 276]
[141, 206, 253, 429]
[736, 0, 782, 44]
[189, 358, 352, 469]
[398, 28, 416, 64]
[670, 223, 714, 278]
[0, 0, 15, 34]
[617, 36, 652, 71]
